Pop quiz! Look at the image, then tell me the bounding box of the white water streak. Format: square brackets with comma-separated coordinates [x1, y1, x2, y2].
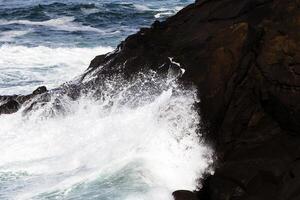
[0, 17, 108, 34]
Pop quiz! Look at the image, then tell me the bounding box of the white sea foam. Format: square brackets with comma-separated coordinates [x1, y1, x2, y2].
[0, 17, 108, 33]
[0, 45, 113, 95]
[133, 4, 152, 12]
[155, 11, 174, 19]
[0, 74, 212, 200]
[0, 30, 31, 42]
[133, 3, 183, 18]
[81, 7, 100, 15]
[154, 6, 184, 19]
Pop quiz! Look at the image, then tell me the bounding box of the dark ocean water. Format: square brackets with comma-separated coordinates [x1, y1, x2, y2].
[0, 0, 193, 95]
[0, 0, 191, 47]
[0, 1, 212, 200]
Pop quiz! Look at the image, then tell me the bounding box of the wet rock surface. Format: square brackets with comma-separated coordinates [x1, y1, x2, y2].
[173, 190, 199, 200]
[0, 86, 48, 115]
[1, 0, 300, 199]
[83, 0, 300, 199]
[0, 99, 20, 115]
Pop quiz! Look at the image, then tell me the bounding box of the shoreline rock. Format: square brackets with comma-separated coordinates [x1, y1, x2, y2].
[78, 0, 300, 199]
[0, 86, 48, 115]
[1, 0, 300, 199]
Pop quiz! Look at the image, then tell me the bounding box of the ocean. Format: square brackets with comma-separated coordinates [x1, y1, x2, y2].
[0, 1, 211, 200]
[0, 0, 193, 95]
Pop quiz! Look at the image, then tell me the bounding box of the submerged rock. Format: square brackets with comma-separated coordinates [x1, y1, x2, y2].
[1, 0, 300, 199]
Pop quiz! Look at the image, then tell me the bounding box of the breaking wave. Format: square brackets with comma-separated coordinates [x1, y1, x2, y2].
[0, 17, 109, 34]
[0, 73, 212, 200]
[0, 45, 113, 95]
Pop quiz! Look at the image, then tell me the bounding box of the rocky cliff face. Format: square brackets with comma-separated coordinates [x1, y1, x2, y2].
[1, 0, 300, 199]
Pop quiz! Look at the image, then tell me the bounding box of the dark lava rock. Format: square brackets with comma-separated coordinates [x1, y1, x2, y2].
[32, 86, 47, 95]
[80, 0, 300, 199]
[0, 86, 48, 115]
[0, 99, 20, 114]
[173, 190, 198, 200]
[1, 0, 300, 199]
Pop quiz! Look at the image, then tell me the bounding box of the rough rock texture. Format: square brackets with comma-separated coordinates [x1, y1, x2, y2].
[82, 0, 300, 199]
[0, 86, 47, 114]
[1, 0, 300, 199]
[173, 190, 199, 200]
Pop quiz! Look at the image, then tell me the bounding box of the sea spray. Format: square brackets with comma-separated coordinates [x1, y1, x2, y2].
[0, 45, 113, 95]
[0, 72, 212, 200]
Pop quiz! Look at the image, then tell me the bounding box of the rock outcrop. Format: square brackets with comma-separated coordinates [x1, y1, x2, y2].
[1, 0, 300, 199]
[82, 0, 300, 199]
[0, 86, 47, 114]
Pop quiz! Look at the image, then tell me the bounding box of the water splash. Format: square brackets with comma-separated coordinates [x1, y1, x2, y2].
[0, 73, 212, 200]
